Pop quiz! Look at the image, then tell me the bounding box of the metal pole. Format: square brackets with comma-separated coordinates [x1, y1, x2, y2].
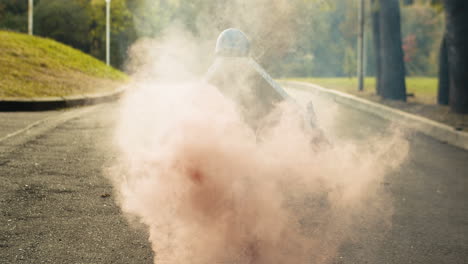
[105, 0, 111, 66]
[357, 0, 365, 91]
[28, 0, 33, 35]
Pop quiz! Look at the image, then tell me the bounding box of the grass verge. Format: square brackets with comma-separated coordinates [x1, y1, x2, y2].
[0, 30, 127, 98]
[289, 77, 437, 104]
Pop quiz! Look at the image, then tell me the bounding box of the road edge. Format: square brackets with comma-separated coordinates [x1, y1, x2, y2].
[0, 86, 125, 111]
[282, 80, 468, 151]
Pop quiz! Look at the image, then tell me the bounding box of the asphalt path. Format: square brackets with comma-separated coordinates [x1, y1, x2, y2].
[0, 105, 153, 263]
[0, 88, 467, 263]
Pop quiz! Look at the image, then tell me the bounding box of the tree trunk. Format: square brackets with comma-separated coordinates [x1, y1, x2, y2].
[444, 0, 468, 113]
[437, 35, 449, 105]
[371, 0, 382, 96]
[379, 0, 407, 101]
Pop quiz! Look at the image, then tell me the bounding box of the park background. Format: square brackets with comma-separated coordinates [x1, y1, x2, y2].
[0, 0, 444, 76]
[1, 0, 467, 128]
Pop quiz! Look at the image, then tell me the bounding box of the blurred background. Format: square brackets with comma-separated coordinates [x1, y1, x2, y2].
[0, 0, 443, 76]
[3, 0, 467, 117]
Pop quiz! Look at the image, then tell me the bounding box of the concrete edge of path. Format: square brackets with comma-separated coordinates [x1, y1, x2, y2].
[0, 86, 126, 111]
[281, 80, 468, 151]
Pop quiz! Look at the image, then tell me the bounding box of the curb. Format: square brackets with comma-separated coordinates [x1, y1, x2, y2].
[282, 81, 468, 151]
[0, 86, 126, 111]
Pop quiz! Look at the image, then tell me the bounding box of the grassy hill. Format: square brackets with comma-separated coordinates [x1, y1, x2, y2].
[0, 31, 127, 98]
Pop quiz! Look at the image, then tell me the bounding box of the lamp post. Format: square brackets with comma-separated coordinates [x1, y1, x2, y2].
[357, 0, 365, 91]
[28, 0, 33, 35]
[105, 0, 111, 66]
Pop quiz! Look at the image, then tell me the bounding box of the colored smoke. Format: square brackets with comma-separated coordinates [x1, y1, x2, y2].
[109, 2, 409, 263]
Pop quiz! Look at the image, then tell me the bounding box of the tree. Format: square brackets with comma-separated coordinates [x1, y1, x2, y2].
[442, 0, 468, 113]
[429, 0, 450, 105]
[35, 0, 92, 52]
[437, 35, 449, 105]
[0, 0, 28, 32]
[371, 0, 383, 95]
[343, 47, 357, 78]
[400, 3, 444, 76]
[88, 0, 136, 67]
[374, 0, 407, 101]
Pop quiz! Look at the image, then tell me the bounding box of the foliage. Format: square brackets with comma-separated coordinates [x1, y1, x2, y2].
[127, 0, 178, 38]
[343, 47, 357, 78]
[402, 34, 417, 63]
[400, 2, 444, 76]
[273, 0, 351, 77]
[0, 0, 28, 32]
[0, 30, 126, 97]
[88, 0, 136, 66]
[35, 0, 92, 52]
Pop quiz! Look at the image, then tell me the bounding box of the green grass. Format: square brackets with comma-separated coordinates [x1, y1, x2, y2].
[0, 30, 128, 98]
[288, 77, 438, 104]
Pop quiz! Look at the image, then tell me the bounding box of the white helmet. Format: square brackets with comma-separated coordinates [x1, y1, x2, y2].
[215, 28, 250, 57]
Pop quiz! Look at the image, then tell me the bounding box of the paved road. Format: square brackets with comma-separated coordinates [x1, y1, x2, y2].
[0, 88, 467, 263]
[0, 111, 61, 141]
[0, 105, 153, 264]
